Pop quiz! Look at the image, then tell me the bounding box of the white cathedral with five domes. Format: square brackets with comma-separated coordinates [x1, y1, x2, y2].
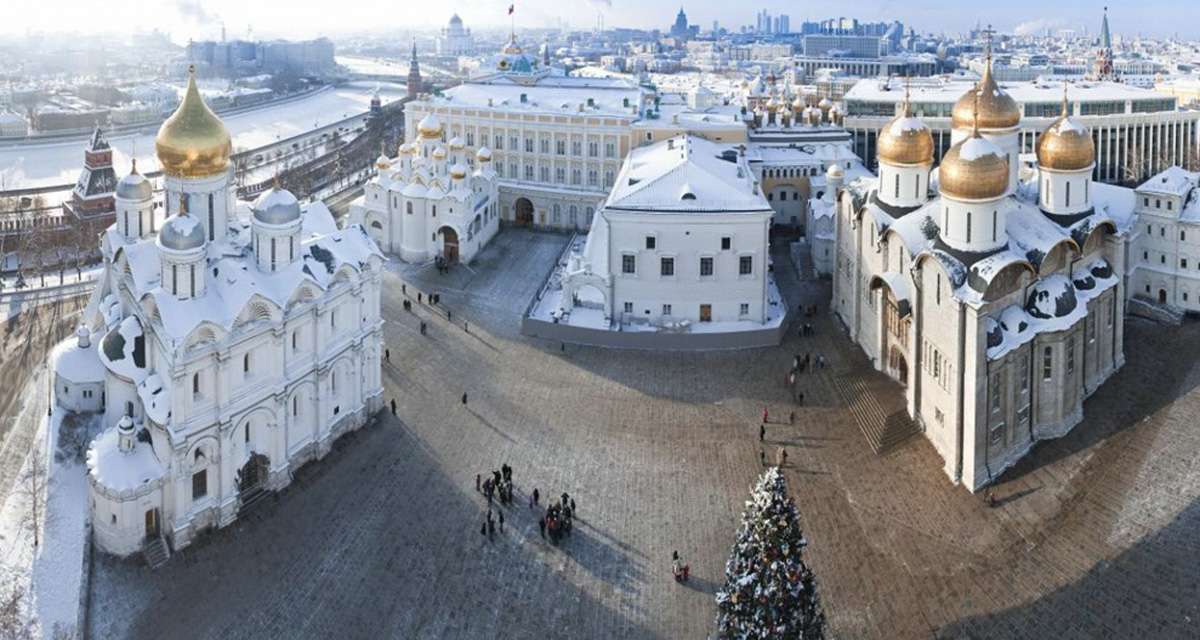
[832, 55, 1138, 491]
[51, 66, 385, 559]
[349, 112, 500, 264]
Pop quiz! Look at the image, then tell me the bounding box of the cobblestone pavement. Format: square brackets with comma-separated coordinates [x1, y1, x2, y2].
[86, 230, 1199, 639]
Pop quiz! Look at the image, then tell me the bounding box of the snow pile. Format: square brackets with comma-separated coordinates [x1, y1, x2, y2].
[1026, 274, 1078, 320]
[889, 116, 928, 134]
[715, 467, 825, 639]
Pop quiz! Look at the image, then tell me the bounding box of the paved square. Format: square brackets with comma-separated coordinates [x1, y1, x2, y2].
[86, 229, 1200, 639]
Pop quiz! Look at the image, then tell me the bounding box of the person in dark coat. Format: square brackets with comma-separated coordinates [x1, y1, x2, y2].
[475, 474, 480, 492]
[481, 521, 487, 537]
[385, 349, 390, 362]
[390, 399, 397, 415]
[570, 497, 576, 514]
[533, 488, 540, 505]
[759, 423, 765, 441]
[498, 511, 505, 532]
[462, 392, 468, 405]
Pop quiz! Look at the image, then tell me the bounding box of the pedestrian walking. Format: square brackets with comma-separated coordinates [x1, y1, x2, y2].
[789, 411, 795, 425]
[447, 309, 452, 321]
[385, 348, 390, 362]
[390, 398, 397, 415]
[462, 392, 468, 405]
[760, 449, 766, 466]
[481, 521, 487, 537]
[762, 407, 769, 424]
[570, 498, 576, 514]
[759, 423, 765, 441]
[419, 321, 426, 335]
[798, 392, 805, 406]
[538, 517, 546, 538]
[533, 488, 540, 505]
[464, 321, 468, 334]
[777, 446, 788, 467]
[499, 511, 505, 532]
[418, 293, 422, 303]
[476, 474, 481, 492]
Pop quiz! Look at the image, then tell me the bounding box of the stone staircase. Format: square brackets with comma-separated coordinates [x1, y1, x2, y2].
[1128, 295, 1185, 326]
[238, 486, 272, 519]
[143, 535, 170, 569]
[830, 369, 920, 454]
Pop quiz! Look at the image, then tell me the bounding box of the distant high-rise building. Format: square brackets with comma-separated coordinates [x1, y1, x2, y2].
[779, 15, 790, 34]
[670, 7, 692, 40]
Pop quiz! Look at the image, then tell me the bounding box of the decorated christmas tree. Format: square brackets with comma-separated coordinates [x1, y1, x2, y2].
[714, 466, 826, 639]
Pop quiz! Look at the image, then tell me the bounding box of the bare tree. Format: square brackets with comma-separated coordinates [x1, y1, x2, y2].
[0, 576, 34, 640]
[17, 453, 49, 548]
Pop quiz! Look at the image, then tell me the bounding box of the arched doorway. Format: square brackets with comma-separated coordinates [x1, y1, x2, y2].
[515, 198, 534, 226]
[1159, 289, 1168, 304]
[238, 453, 270, 497]
[889, 347, 908, 385]
[439, 226, 459, 263]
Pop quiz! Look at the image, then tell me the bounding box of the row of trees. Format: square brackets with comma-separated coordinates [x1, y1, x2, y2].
[0, 195, 100, 290]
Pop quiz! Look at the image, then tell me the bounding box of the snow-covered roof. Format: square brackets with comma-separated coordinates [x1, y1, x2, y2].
[86, 425, 165, 495]
[116, 201, 381, 347]
[99, 316, 147, 384]
[846, 77, 1173, 109]
[137, 374, 171, 426]
[603, 135, 771, 214]
[431, 76, 643, 118]
[51, 331, 105, 385]
[1137, 166, 1198, 197]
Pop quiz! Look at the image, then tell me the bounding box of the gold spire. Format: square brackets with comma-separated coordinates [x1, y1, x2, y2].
[179, 191, 189, 215]
[155, 65, 232, 179]
[903, 76, 913, 117]
[1061, 82, 1069, 117]
[130, 157, 138, 174]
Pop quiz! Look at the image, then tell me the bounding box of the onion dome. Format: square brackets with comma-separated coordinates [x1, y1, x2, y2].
[939, 132, 1009, 201]
[791, 96, 805, 111]
[115, 159, 152, 201]
[1037, 88, 1094, 171]
[252, 186, 302, 225]
[766, 95, 781, 113]
[155, 65, 232, 179]
[475, 146, 492, 163]
[818, 97, 833, 112]
[951, 58, 1020, 130]
[432, 146, 447, 160]
[158, 204, 206, 252]
[375, 154, 392, 170]
[398, 142, 412, 156]
[450, 164, 468, 179]
[826, 164, 844, 179]
[877, 90, 933, 166]
[502, 34, 523, 55]
[418, 113, 443, 139]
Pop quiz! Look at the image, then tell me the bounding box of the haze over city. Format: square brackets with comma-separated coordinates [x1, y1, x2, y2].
[2, 2, 1200, 639]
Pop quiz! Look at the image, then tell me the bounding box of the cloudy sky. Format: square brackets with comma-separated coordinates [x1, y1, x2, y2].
[5, 0, 1196, 40]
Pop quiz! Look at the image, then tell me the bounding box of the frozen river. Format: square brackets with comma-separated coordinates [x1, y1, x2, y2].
[0, 81, 407, 190]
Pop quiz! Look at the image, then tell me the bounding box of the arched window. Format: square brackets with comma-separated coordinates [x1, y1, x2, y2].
[243, 352, 251, 374]
[406, 202, 413, 215]
[244, 423, 250, 443]
[192, 373, 200, 396]
[293, 395, 299, 417]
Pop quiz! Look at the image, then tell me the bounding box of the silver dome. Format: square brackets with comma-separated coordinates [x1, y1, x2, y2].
[116, 171, 152, 201]
[252, 187, 302, 225]
[158, 213, 206, 251]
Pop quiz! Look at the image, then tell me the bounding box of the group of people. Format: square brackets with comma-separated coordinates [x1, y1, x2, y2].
[478, 464, 515, 506]
[540, 492, 576, 544]
[434, 255, 452, 274]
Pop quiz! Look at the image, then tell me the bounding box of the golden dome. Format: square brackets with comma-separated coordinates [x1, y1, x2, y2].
[450, 165, 467, 179]
[432, 146, 447, 159]
[1037, 92, 1094, 172]
[951, 59, 1020, 130]
[376, 155, 392, 170]
[791, 96, 805, 111]
[418, 113, 443, 139]
[877, 93, 933, 166]
[155, 65, 232, 179]
[939, 134, 1009, 201]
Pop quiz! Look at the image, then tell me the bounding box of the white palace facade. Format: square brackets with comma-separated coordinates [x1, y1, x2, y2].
[832, 56, 1138, 491]
[348, 113, 500, 264]
[54, 67, 384, 559]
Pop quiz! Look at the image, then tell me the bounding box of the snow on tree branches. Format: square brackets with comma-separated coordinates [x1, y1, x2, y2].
[714, 466, 825, 639]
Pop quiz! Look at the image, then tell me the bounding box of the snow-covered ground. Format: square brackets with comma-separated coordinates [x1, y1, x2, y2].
[0, 81, 407, 189]
[0, 367, 96, 638]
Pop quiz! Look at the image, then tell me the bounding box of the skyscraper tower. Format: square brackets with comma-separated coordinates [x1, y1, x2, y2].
[407, 41, 423, 100]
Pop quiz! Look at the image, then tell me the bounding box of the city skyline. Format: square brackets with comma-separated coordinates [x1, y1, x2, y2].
[4, 1, 1199, 40]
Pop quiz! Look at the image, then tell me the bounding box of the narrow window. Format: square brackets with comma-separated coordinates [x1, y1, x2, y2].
[645, 236, 656, 250]
[270, 238, 276, 271]
[244, 423, 250, 443]
[208, 194, 214, 241]
[243, 352, 250, 374]
[1066, 181, 1071, 207]
[171, 264, 177, 293]
[192, 373, 200, 396]
[914, 174, 920, 197]
[192, 470, 207, 500]
[739, 256, 753, 275]
[992, 211, 997, 241]
[190, 265, 195, 294]
[292, 330, 297, 350]
[1042, 346, 1053, 380]
[894, 173, 900, 198]
[966, 211, 972, 242]
[1066, 339, 1075, 374]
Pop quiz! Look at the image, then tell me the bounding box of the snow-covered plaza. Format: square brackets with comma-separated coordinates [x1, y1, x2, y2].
[50, 229, 1200, 639]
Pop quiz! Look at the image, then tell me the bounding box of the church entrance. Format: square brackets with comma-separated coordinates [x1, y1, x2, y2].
[889, 347, 909, 385]
[238, 453, 270, 497]
[1159, 288, 1168, 304]
[144, 508, 159, 539]
[515, 198, 534, 226]
[440, 226, 459, 263]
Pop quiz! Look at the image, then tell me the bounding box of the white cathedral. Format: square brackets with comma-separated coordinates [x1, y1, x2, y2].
[52, 66, 385, 558]
[348, 113, 500, 265]
[832, 58, 1136, 491]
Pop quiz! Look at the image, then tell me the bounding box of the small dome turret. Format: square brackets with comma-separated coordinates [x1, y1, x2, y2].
[877, 88, 933, 167]
[158, 197, 206, 252]
[418, 113, 443, 139]
[951, 57, 1020, 131]
[115, 159, 152, 201]
[475, 146, 492, 163]
[252, 186, 302, 226]
[1037, 88, 1094, 172]
[939, 133, 1009, 201]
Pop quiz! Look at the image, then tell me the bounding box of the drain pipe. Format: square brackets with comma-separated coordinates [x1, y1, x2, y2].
[954, 299, 966, 485]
